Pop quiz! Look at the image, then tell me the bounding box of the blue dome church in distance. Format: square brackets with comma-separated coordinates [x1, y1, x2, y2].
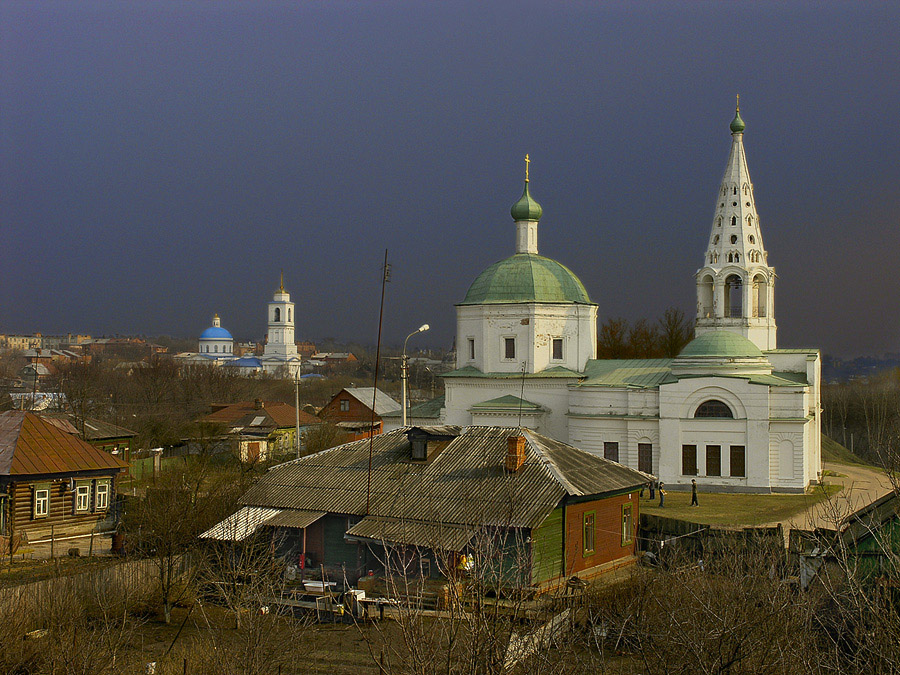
[198, 314, 234, 360]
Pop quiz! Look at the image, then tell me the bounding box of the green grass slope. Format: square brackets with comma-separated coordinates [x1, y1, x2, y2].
[822, 434, 872, 466]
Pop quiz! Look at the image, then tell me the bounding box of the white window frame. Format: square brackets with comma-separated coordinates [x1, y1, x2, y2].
[551, 337, 564, 361]
[339, 399, 350, 412]
[34, 487, 49, 518]
[75, 483, 91, 512]
[95, 482, 110, 510]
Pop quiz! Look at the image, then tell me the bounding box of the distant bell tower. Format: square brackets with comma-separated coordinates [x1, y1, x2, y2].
[695, 98, 777, 350]
[264, 271, 299, 360]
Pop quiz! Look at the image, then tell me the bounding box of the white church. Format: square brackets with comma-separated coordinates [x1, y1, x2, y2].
[428, 104, 822, 493]
[191, 276, 302, 377]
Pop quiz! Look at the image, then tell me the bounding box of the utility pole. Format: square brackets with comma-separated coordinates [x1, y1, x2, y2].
[295, 369, 301, 460]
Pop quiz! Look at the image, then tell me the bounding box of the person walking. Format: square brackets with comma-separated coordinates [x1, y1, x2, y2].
[658, 482, 666, 507]
[691, 479, 699, 507]
[649, 481, 656, 500]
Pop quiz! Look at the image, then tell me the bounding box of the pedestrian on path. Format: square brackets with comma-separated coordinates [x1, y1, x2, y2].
[659, 482, 666, 507]
[649, 481, 656, 500]
[691, 479, 699, 507]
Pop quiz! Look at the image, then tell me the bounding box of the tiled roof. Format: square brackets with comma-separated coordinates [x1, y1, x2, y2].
[0, 411, 128, 477]
[239, 426, 649, 531]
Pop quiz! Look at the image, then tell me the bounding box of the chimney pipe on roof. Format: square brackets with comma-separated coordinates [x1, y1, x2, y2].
[506, 436, 526, 473]
[254, 399, 263, 410]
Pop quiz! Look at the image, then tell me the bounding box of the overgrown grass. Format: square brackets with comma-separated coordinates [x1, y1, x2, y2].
[821, 434, 874, 466]
[640, 483, 843, 527]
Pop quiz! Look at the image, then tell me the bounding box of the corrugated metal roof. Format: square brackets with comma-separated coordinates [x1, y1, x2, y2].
[0, 411, 128, 477]
[347, 516, 474, 551]
[579, 359, 677, 388]
[343, 388, 402, 416]
[41, 413, 136, 440]
[239, 426, 649, 532]
[199, 506, 282, 541]
[265, 509, 326, 529]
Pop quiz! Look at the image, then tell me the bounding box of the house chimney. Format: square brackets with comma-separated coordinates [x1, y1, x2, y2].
[254, 399, 263, 410]
[506, 436, 526, 473]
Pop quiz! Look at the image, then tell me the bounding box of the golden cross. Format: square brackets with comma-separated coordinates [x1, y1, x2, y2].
[736, 94, 740, 111]
[524, 153, 530, 183]
[280, 269, 284, 292]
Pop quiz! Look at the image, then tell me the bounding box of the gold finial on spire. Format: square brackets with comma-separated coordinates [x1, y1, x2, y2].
[736, 94, 740, 112]
[524, 153, 530, 183]
[279, 269, 284, 292]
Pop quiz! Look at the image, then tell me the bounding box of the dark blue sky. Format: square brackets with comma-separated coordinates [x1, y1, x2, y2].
[2, 1, 898, 357]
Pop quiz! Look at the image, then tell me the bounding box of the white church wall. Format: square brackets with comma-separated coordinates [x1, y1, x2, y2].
[455, 303, 596, 374]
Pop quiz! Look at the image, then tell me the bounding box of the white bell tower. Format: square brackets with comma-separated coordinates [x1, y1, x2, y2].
[264, 272, 299, 360]
[695, 98, 777, 350]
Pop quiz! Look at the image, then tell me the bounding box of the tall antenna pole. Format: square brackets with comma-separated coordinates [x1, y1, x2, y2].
[366, 249, 390, 516]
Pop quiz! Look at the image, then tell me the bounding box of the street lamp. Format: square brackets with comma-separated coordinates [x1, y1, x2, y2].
[402, 324, 430, 426]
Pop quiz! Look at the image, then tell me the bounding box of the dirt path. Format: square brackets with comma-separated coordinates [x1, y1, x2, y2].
[772, 461, 895, 531]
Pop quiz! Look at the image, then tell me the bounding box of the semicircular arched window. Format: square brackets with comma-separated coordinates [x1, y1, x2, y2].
[694, 400, 734, 418]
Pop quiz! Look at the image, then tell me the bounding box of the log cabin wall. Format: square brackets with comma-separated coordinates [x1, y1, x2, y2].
[9, 473, 118, 542]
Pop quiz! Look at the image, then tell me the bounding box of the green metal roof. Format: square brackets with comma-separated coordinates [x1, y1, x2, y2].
[765, 348, 820, 355]
[510, 181, 543, 221]
[579, 359, 676, 388]
[459, 254, 593, 305]
[382, 395, 445, 419]
[470, 395, 544, 412]
[442, 365, 583, 379]
[678, 331, 764, 359]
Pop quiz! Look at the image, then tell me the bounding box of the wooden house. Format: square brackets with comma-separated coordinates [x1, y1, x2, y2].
[201, 400, 322, 462]
[318, 387, 401, 440]
[0, 411, 128, 553]
[202, 425, 651, 592]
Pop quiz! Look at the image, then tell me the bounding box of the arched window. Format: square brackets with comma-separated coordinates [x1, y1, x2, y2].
[288, 308, 291, 322]
[730, 235, 737, 244]
[716, 217, 722, 228]
[214, 345, 219, 353]
[713, 235, 719, 244]
[734, 252, 740, 263]
[752, 273, 768, 317]
[743, 184, 749, 195]
[205, 345, 209, 353]
[732, 186, 737, 195]
[724, 274, 743, 317]
[694, 400, 734, 418]
[747, 216, 752, 226]
[731, 216, 737, 227]
[698, 275, 714, 318]
[274, 308, 281, 322]
[748, 235, 755, 244]
[713, 252, 719, 263]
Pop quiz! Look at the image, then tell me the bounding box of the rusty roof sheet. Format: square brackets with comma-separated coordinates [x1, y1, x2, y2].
[203, 401, 321, 428]
[347, 516, 474, 551]
[240, 426, 649, 531]
[0, 411, 128, 477]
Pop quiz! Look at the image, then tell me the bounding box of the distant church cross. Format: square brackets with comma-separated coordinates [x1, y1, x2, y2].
[736, 93, 740, 111]
[280, 269, 284, 292]
[524, 153, 530, 183]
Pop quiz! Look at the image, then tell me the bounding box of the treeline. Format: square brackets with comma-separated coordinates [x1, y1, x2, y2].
[597, 307, 694, 359]
[822, 368, 900, 466]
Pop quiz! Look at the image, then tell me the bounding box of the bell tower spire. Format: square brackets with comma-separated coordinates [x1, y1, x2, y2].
[695, 100, 777, 350]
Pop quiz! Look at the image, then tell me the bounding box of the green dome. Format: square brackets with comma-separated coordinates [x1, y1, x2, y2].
[510, 182, 543, 221]
[679, 331, 764, 359]
[730, 109, 745, 134]
[459, 254, 592, 305]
